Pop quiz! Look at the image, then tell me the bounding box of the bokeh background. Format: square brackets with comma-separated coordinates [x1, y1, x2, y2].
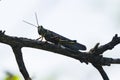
[0, 0, 120, 80]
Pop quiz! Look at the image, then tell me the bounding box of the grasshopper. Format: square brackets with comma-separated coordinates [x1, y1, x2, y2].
[23, 13, 86, 51]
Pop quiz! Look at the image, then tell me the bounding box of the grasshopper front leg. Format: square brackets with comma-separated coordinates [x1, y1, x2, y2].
[36, 32, 46, 41]
[36, 36, 41, 40]
[36, 36, 44, 41]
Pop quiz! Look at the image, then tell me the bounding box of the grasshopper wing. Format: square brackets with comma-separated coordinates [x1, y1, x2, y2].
[44, 29, 86, 51]
[63, 42, 86, 51]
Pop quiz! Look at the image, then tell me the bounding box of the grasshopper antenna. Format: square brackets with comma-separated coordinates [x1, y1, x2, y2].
[23, 20, 38, 28]
[35, 12, 40, 26]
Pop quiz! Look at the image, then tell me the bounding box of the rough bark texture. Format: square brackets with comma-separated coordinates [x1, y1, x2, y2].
[0, 30, 120, 80]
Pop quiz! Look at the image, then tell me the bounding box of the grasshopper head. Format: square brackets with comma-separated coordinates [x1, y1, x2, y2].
[38, 25, 45, 35]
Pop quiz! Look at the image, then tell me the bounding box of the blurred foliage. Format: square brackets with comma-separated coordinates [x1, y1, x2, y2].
[3, 72, 21, 80]
[3, 71, 57, 80]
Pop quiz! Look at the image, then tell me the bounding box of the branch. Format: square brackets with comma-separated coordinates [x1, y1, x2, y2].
[92, 64, 109, 80]
[11, 46, 31, 80]
[0, 30, 120, 80]
[91, 34, 120, 55]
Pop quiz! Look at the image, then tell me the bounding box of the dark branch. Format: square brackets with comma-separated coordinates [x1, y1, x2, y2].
[0, 30, 120, 80]
[11, 46, 31, 80]
[93, 34, 120, 55]
[92, 64, 109, 80]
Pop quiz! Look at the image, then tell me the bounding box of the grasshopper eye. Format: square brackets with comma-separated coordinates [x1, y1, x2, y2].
[38, 26, 43, 29]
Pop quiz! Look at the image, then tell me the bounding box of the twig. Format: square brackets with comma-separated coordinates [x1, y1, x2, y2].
[92, 64, 109, 80]
[11, 46, 31, 80]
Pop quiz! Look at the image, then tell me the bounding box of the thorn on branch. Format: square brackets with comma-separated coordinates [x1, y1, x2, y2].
[89, 43, 100, 54]
[110, 34, 120, 47]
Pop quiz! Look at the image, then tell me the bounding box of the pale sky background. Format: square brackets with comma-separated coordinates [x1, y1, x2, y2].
[0, 0, 120, 80]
